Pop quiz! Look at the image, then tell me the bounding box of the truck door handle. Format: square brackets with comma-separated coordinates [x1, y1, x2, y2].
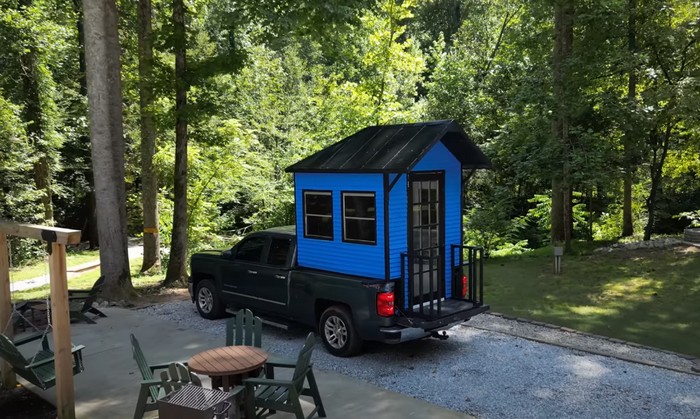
[275, 274, 286, 280]
[247, 270, 258, 275]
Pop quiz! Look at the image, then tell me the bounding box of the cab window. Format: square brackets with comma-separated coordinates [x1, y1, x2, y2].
[235, 237, 266, 262]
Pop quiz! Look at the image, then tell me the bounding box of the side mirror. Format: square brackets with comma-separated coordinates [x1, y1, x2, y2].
[222, 249, 233, 259]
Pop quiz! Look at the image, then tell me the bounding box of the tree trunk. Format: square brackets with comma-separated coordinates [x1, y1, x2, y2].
[83, 0, 133, 299]
[644, 123, 672, 241]
[18, 0, 53, 224]
[550, 0, 574, 250]
[72, 0, 99, 248]
[164, 0, 189, 286]
[622, 0, 636, 237]
[138, 0, 161, 272]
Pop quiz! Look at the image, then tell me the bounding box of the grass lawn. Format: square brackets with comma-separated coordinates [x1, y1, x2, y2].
[484, 244, 700, 357]
[10, 257, 161, 302]
[8, 248, 101, 283]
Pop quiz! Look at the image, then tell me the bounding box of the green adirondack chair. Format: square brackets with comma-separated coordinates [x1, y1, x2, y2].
[158, 362, 202, 394]
[244, 332, 326, 419]
[226, 308, 320, 412]
[130, 334, 192, 419]
[0, 333, 85, 390]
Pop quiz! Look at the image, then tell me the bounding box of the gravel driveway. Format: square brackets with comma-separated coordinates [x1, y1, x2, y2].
[142, 301, 700, 419]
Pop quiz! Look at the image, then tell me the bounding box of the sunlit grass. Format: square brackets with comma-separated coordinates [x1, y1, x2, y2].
[8, 249, 101, 283]
[485, 244, 700, 356]
[11, 257, 156, 301]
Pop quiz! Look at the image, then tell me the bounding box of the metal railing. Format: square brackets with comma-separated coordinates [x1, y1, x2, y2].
[399, 251, 443, 318]
[450, 245, 484, 306]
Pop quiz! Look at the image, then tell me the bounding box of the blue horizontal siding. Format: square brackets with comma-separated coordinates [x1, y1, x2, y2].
[412, 141, 462, 299]
[295, 173, 385, 279]
[388, 173, 407, 281]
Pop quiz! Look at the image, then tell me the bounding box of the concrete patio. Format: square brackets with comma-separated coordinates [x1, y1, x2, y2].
[17, 307, 473, 418]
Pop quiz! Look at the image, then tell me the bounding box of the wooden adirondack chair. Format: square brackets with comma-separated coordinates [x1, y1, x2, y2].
[0, 333, 85, 390]
[244, 332, 326, 419]
[67, 276, 107, 324]
[130, 334, 191, 419]
[159, 362, 202, 394]
[24, 276, 107, 325]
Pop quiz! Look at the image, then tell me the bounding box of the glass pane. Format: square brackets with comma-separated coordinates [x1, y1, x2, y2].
[421, 181, 430, 202]
[412, 205, 420, 225]
[412, 182, 420, 202]
[306, 215, 333, 238]
[430, 181, 438, 202]
[421, 204, 429, 225]
[430, 227, 438, 247]
[236, 237, 266, 262]
[421, 229, 430, 250]
[429, 203, 438, 224]
[345, 218, 376, 243]
[267, 238, 291, 266]
[305, 193, 332, 216]
[412, 229, 421, 249]
[344, 194, 375, 218]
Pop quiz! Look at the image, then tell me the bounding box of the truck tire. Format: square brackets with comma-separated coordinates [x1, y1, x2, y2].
[319, 305, 362, 357]
[195, 279, 225, 319]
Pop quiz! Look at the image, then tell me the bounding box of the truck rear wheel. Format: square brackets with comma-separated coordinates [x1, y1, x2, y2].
[195, 279, 225, 319]
[319, 305, 362, 357]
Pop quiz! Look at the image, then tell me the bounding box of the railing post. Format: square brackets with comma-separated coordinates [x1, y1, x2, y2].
[0, 233, 15, 389]
[479, 248, 484, 305]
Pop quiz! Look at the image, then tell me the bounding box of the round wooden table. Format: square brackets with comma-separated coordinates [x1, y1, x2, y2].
[188, 346, 268, 392]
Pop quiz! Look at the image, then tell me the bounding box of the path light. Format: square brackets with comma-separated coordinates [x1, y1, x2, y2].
[553, 246, 563, 275]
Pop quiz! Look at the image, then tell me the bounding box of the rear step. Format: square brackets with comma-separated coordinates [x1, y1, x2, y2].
[225, 308, 290, 330]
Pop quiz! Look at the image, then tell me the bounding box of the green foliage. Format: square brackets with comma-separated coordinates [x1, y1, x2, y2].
[676, 210, 700, 228]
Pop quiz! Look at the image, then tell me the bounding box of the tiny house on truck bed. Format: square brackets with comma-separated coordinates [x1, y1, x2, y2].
[286, 120, 492, 321]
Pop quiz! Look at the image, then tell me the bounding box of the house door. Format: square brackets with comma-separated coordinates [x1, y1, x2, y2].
[408, 172, 444, 306]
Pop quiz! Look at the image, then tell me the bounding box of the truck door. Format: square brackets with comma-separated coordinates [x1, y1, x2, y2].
[246, 236, 291, 315]
[221, 235, 267, 301]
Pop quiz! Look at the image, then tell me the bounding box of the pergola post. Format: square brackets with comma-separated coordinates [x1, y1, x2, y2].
[0, 220, 81, 419]
[0, 233, 15, 389]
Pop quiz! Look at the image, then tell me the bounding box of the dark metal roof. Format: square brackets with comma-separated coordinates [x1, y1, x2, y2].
[285, 120, 491, 173]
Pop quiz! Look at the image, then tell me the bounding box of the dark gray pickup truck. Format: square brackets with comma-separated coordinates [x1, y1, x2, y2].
[189, 226, 489, 357]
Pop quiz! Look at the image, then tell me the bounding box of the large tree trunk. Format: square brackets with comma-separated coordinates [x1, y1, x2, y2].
[622, 0, 636, 237]
[164, 0, 189, 286]
[550, 0, 574, 250]
[138, 0, 161, 272]
[83, 0, 134, 299]
[18, 0, 53, 224]
[72, 0, 99, 248]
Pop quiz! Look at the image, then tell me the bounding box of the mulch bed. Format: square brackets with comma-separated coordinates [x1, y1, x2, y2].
[0, 384, 56, 419]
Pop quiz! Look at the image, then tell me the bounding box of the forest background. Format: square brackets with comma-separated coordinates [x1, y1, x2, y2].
[0, 0, 698, 299]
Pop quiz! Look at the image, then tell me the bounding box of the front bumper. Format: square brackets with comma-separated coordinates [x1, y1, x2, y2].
[379, 304, 490, 344]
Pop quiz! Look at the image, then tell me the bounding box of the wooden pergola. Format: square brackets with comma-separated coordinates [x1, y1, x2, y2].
[0, 219, 81, 419]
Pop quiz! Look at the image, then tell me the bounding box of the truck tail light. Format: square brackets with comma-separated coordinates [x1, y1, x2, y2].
[376, 291, 395, 317]
[461, 274, 468, 299]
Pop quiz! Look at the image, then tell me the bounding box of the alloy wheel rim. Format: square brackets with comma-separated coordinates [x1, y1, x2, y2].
[324, 315, 347, 349]
[198, 288, 213, 313]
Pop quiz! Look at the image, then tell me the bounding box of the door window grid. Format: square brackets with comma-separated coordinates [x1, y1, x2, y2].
[410, 177, 442, 303]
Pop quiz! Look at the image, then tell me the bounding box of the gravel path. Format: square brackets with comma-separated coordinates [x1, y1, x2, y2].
[141, 301, 700, 419]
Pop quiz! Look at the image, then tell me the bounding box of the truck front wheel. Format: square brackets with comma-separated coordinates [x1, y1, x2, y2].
[319, 306, 362, 357]
[195, 279, 225, 319]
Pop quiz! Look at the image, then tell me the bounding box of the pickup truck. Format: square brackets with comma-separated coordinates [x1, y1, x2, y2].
[188, 226, 489, 357]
